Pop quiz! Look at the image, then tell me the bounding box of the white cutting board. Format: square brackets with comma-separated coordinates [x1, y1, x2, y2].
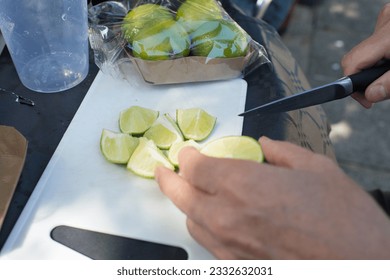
[0, 70, 247, 259]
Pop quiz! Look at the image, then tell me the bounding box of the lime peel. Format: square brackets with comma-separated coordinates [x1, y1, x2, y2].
[101, 107, 266, 181]
[100, 129, 140, 164]
[164, 113, 184, 140]
[143, 114, 184, 150]
[200, 135, 264, 162]
[127, 138, 174, 179]
[119, 106, 159, 135]
[144, 123, 181, 150]
[176, 108, 216, 141]
[168, 139, 200, 167]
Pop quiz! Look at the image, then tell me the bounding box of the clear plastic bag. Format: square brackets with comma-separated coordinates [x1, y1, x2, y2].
[88, 0, 270, 85]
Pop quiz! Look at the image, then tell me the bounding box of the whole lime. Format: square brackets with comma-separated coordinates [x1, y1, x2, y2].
[176, 0, 224, 33]
[191, 20, 250, 58]
[131, 19, 190, 61]
[122, 4, 174, 43]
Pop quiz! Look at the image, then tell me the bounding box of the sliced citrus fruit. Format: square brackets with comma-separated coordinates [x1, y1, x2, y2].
[119, 106, 159, 135]
[127, 138, 174, 179]
[200, 135, 264, 162]
[164, 113, 184, 140]
[144, 123, 181, 150]
[100, 129, 139, 164]
[176, 108, 216, 141]
[143, 114, 184, 150]
[168, 139, 200, 167]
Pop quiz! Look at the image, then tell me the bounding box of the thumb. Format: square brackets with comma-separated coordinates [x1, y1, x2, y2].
[365, 71, 390, 103]
[259, 136, 330, 171]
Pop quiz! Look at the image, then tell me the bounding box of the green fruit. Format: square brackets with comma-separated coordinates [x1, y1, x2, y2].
[176, 0, 224, 33]
[143, 114, 184, 150]
[100, 129, 139, 164]
[191, 20, 250, 58]
[168, 139, 200, 167]
[131, 19, 190, 61]
[119, 106, 159, 135]
[176, 108, 217, 141]
[122, 4, 174, 43]
[127, 138, 174, 179]
[200, 136, 264, 162]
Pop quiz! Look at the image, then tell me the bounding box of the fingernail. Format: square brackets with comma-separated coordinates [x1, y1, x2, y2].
[259, 136, 271, 142]
[367, 84, 388, 102]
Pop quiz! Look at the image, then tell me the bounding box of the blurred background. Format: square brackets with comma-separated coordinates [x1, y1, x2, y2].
[281, 0, 390, 191]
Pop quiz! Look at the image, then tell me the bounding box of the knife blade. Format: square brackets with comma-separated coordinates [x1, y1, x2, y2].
[239, 61, 390, 116]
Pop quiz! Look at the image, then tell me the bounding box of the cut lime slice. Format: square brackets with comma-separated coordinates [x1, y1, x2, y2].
[144, 114, 184, 150]
[100, 129, 140, 164]
[200, 136, 264, 162]
[168, 139, 200, 167]
[164, 113, 184, 140]
[127, 138, 174, 179]
[176, 108, 216, 141]
[144, 123, 181, 150]
[119, 106, 159, 135]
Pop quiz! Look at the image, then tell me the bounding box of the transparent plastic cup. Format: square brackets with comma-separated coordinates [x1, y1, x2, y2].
[0, 0, 89, 93]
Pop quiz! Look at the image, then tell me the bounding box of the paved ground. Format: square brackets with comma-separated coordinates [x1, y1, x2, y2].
[281, 0, 390, 191]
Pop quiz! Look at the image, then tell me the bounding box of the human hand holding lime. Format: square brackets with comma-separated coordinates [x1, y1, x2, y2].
[155, 137, 390, 259]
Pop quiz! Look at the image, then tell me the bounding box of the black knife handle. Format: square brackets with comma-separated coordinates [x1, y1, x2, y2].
[349, 60, 390, 92]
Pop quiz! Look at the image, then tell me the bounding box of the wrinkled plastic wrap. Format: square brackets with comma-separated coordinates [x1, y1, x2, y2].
[88, 0, 270, 84]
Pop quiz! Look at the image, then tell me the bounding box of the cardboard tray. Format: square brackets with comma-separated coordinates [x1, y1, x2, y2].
[130, 54, 247, 84]
[121, 43, 260, 85]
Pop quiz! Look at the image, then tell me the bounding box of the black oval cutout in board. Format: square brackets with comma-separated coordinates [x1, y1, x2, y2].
[51, 225, 188, 260]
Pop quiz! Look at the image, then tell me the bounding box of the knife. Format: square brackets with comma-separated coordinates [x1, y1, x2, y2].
[239, 61, 390, 116]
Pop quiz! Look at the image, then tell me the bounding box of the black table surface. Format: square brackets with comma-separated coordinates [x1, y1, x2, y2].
[0, 2, 335, 254]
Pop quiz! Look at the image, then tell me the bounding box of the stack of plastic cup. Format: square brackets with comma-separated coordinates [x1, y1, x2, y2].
[0, 0, 89, 93]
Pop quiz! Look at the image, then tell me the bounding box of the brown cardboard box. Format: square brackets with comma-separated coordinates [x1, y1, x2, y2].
[0, 126, 27, 229]
[89, 2, 269, 85]
[88, 1, 269, 85]
[120, 42, 265, 84]
[130, 55, 247, 84]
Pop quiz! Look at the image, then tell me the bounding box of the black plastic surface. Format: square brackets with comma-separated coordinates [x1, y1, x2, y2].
[51, 225, 188, 260]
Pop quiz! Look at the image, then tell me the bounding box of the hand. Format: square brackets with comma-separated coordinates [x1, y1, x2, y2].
[155, 137, 390, 259]
[341, 4, 390, 108]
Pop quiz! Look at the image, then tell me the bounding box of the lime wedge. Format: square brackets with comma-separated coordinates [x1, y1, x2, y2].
[144, 114, 184, 150]
[176, 108, 216, 141]
[144, 123, 181, 150]
[127, 138, 174, 179]
[200, 136, 264, 162]
[100, 129, 140, 164]
[164, 113, 184, 140]
[119, 106, 159, 135]
[168, 139, 200, 167]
